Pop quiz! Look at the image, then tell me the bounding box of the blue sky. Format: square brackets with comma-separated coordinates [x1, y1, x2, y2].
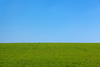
[0, 0, 100, 43]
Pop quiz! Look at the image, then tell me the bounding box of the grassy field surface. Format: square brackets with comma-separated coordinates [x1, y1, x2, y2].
[0, 43, 100, 67]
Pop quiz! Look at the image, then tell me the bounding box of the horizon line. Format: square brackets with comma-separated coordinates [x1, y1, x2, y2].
[0, 42, 100, 43]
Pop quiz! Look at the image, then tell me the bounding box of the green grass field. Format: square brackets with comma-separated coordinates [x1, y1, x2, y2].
[0, 43, 100, 67]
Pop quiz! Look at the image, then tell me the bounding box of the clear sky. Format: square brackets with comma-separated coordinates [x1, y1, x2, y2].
[0, 0, 100, 43]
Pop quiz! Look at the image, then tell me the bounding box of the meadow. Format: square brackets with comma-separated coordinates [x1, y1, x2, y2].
[0, 43, 100, 67]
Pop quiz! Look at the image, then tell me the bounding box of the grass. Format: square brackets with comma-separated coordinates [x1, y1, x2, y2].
[0, 43, 100, 67]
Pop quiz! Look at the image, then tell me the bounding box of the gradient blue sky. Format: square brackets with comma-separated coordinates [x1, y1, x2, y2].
[0, 0, 100, 43]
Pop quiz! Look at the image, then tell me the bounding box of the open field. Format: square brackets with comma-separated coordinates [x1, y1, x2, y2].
[0, 43, 100, 67]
